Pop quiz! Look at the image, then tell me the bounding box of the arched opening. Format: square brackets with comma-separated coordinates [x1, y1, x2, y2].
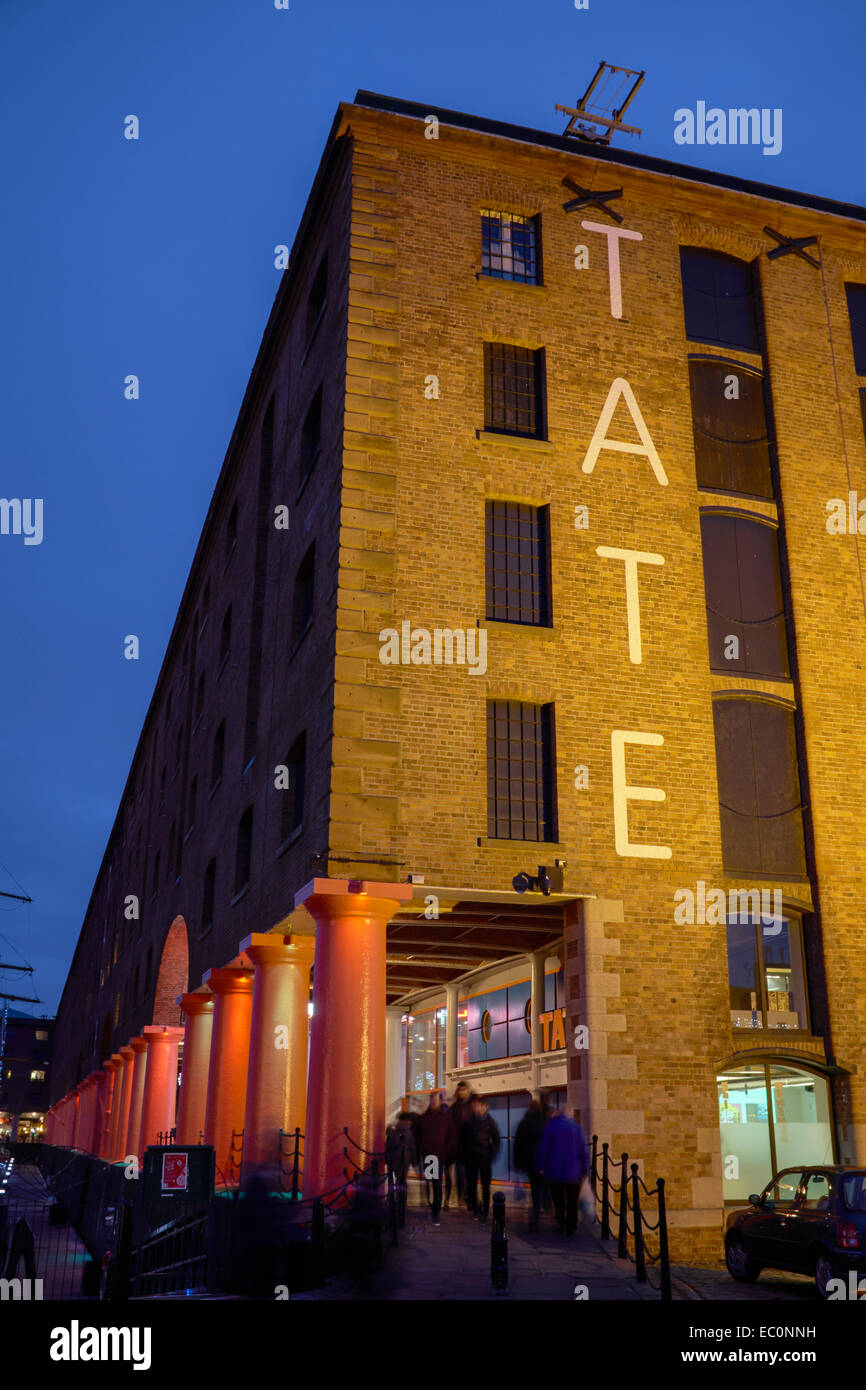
[99, 1013, 112, 1065]
[717, 1060, 834, 1202]
[152, 916, 189, 1026]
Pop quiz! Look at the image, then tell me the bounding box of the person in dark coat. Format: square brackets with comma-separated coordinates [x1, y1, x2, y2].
[445, 1081, 474, 1208]
[385, 1110, 418, 1226]
[414, 1092, 456, 1226]
[513, 1095, 550, 1231]
[460, 1097, 501, 1222]
[535, 1106, 589, 1237]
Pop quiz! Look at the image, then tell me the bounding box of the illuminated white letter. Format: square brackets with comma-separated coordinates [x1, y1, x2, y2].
[582, 378, 668, 486]
[611, 730, 671, 860]
[580, 221, 643, 319]
[595, 546, 665, 664]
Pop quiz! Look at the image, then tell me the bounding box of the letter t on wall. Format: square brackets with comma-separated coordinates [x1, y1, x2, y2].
[611, 730, 672, 860]
[581, 221, 643, 319]
[596, 546, 665, 664]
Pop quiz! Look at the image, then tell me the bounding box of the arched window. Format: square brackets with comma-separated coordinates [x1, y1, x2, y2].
[717, 1062, 833, 1201]
[281, 733, 306, 842]
[680, 248, 760, 352]
[219, 605, 232, 668]
[234, 806, 253, 895]
[688, 357, 773, 497]
[202, 859, 216, 936]
[712, 697, 806, 877]
[700, 513, 789, 677]
[211, 720, 225, 791]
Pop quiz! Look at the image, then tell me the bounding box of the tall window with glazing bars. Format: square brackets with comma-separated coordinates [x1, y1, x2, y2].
[481, 210, 540, 284]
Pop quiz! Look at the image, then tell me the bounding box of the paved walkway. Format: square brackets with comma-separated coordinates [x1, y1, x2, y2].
[297, 1204, 671, 1301]
[1, 1155, 93, 1299]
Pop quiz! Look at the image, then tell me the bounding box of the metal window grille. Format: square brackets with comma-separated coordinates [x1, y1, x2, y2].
[481, 211, 539, 284]
[484, 343, 545, 438]
[486, 700, 557, 841]
[485, 501, 551, 625]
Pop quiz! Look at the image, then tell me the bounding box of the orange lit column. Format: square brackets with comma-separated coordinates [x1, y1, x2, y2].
[138, 1026, 184, 1154]
[70, 1085, 85, 1149]
[111, 1047, 135, 1161]
[100, 1060, 120, 1158]
[299, 879, 412, 1198]
[88, 1071, 108, 1155]
[44, 1108, 55, 1144]
[240, 934, 314, 1180]
[176, 992, 214, 1144]
[203, 967, 254, 1185]
[77, 1077, 96, 1152]
[124, 1037, 148, 1159]
[105, 1055, 127, 1159]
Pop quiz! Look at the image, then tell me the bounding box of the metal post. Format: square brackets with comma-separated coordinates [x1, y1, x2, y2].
[617, 1152, 629, 1260]
[491, 1191, 508, 1294]
[657, 1177, 672, 1301]
[600, 1143, 610, 1239]
[631, 1164, 646, 1283]
[292, 1127, 301, 1201]
[590, 1133, 599, 1197]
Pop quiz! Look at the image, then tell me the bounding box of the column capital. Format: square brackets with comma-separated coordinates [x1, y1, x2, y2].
[202, 966, 254, 996]
[129, 1036, 148, 1053]
[239, 932, 315, 967]
[142, 1025, 185, 1043]
[119, 1044, 135, 1061]
[295, 877, 413, 922]
[180, 991, 215, 1017]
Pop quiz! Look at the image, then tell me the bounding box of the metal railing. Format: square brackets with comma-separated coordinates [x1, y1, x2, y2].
[589, 1135, 671, 1300]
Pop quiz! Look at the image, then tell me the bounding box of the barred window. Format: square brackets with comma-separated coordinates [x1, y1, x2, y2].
[481, 211, 540, 284]
[860, 388, 866, 449]
[484, 343, 546, 438]
[291, 543, 315, 650]
[845, 283, 866, 375]
[713, 698, 806, 878]
[485, 501, 551, 625]
[688, 357, 773, 499]
[235, 806, 253, 894]
[487, 701, 557, 842]
[680, 248, 760, 352]
[700, 513, 789, 678]
[202, 859, 216, 936]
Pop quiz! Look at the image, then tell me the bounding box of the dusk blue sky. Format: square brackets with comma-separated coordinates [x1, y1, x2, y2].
[1, 0, 863, 1015]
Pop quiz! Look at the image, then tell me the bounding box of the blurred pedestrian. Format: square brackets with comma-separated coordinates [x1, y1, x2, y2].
[385, 1109, 417, 1224]
[415, 1091, 456, 1227]
[513, 1094, 551, 1231]
[535, 1105, 589, 1237]
[461, 1097, 501, 1222]
[444, 1080, 474, 1208]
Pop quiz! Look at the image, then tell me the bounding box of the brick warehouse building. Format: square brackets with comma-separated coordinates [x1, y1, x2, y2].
[45, 91, 866, 1262]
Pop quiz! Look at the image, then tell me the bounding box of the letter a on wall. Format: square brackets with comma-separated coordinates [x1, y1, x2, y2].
[582, 378, 669, 486]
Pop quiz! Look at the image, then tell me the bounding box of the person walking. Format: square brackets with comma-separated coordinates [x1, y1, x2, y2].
[444, 1080, 474, 1209]
[461, 1097, 501, 1222]
[385, 1109, 418, 1225]
[513, 1095, 550, 1232]
[414, 1091, 456, 1227]
[535, 1105, 589, 1237]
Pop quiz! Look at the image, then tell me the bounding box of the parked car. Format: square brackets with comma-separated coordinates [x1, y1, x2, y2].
[725, 1166, 866, 1298]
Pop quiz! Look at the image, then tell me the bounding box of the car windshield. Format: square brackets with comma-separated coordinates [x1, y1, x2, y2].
[841, 1174, 866, 1212]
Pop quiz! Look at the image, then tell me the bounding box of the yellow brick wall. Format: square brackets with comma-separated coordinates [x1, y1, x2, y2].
[330, 105, 866, 1260]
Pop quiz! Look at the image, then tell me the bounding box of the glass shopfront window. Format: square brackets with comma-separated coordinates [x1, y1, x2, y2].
[717, 1062, 833, 1201]
[726, 914, 807, 1031]
[457, 965, 564, 1067]
[403, 1006, 449, 1098]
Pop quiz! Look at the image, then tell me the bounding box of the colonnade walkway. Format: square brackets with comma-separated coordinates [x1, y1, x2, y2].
[295, 1203, 673, 1301]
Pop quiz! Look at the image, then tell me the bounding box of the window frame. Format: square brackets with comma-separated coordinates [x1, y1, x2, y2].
[483, 342, 547, 441]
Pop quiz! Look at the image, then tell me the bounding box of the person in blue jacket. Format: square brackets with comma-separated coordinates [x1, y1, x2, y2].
[535, 1105, 589, 1236]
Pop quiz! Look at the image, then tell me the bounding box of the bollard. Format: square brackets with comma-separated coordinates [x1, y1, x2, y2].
[491, 1191, 508, 1294]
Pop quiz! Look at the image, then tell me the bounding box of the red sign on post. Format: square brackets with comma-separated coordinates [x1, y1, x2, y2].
[161, 1152, 189, 1192]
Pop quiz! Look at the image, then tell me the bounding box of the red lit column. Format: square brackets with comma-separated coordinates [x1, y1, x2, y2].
[299, 879, 413, 1198]
[112, 1046, 135, 1161]
[240, 934, 314, 1180]
[124, 1037, 148, 1160]
[203, 967, 254, 1185]
[176, 993, 214, 1145]
[138, 1025, 184, 1154]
